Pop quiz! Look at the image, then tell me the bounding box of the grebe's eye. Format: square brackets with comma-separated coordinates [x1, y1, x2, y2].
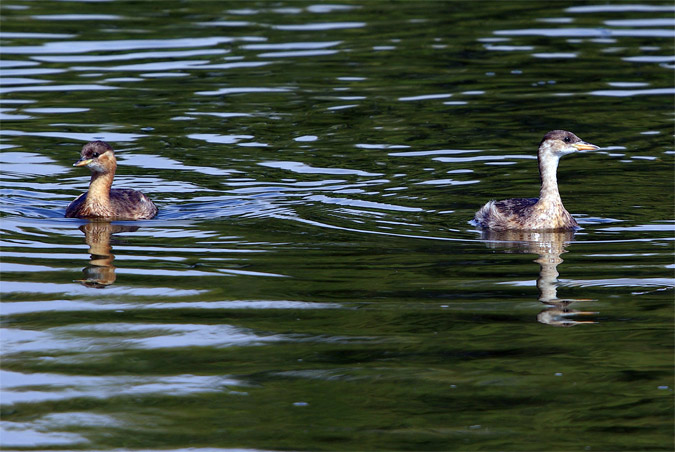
[563, 136, 571, 143]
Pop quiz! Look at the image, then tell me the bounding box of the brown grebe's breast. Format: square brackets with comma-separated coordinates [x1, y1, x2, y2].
[66, 189, 157, 220]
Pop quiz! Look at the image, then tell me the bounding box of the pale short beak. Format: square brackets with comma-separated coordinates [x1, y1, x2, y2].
[73, 158, 92, 167]
[572, 141, 599, 151]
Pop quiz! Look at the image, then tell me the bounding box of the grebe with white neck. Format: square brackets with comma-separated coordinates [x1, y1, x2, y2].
[473, 130, 598, 231]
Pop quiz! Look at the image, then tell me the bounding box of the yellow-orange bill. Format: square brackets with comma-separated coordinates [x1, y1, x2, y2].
[573, 142, 599, 151]
[73, 159, 92, 167]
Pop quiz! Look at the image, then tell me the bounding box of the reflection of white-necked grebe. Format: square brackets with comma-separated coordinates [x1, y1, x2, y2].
[474, 130, 598, 231]
[65, 141, 157, 220]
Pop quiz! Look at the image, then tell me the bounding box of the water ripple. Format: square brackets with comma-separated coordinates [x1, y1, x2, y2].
[242, 41, 342, 50]
[1, 130, 146, 142]
[2, 37, 254, 55]
[31, 14, 123, 21]
[0, 84, 116, 94]
[566, 5, 675, 13]
[0, 369, 245, 405]
[195, 86, 290, 96]
[259, 160, 383, 177]
[33, 49, 228, 63]
[495, 28, 674, 38]
[272, 22, 365, 31]
[588, 88, 675, 97]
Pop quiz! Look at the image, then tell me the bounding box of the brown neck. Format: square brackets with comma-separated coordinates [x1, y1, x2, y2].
[87, 171, 114, 205]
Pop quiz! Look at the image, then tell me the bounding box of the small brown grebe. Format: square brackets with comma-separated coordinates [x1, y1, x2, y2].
[65, 141, 157, 220]
[474, 130, 598, 231]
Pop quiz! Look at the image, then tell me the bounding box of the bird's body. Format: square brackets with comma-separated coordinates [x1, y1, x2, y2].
[473, 130, 598, 231]
[65, 188, 157, 220]
[474, 197, 578, 231]
[65, 141, 157, 220]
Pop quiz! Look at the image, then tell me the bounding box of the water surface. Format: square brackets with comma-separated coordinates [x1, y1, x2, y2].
[1, 1, 673, 450]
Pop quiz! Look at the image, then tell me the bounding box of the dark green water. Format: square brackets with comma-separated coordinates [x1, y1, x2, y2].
[1, 1, 673, 450]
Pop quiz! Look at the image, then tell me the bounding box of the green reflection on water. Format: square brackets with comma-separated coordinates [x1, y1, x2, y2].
[1, 0, 674, 450]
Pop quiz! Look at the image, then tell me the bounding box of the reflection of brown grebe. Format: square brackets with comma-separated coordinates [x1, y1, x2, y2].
[474, 130, 598, 231]
[76, 222, 138, 288]
[481, 230, 596, 326]
[66, 141, 157, 220]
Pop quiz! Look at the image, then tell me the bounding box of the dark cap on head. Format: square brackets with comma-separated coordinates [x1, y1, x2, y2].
[81, 140, 114, 157]
[539, 130, 582, 147]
